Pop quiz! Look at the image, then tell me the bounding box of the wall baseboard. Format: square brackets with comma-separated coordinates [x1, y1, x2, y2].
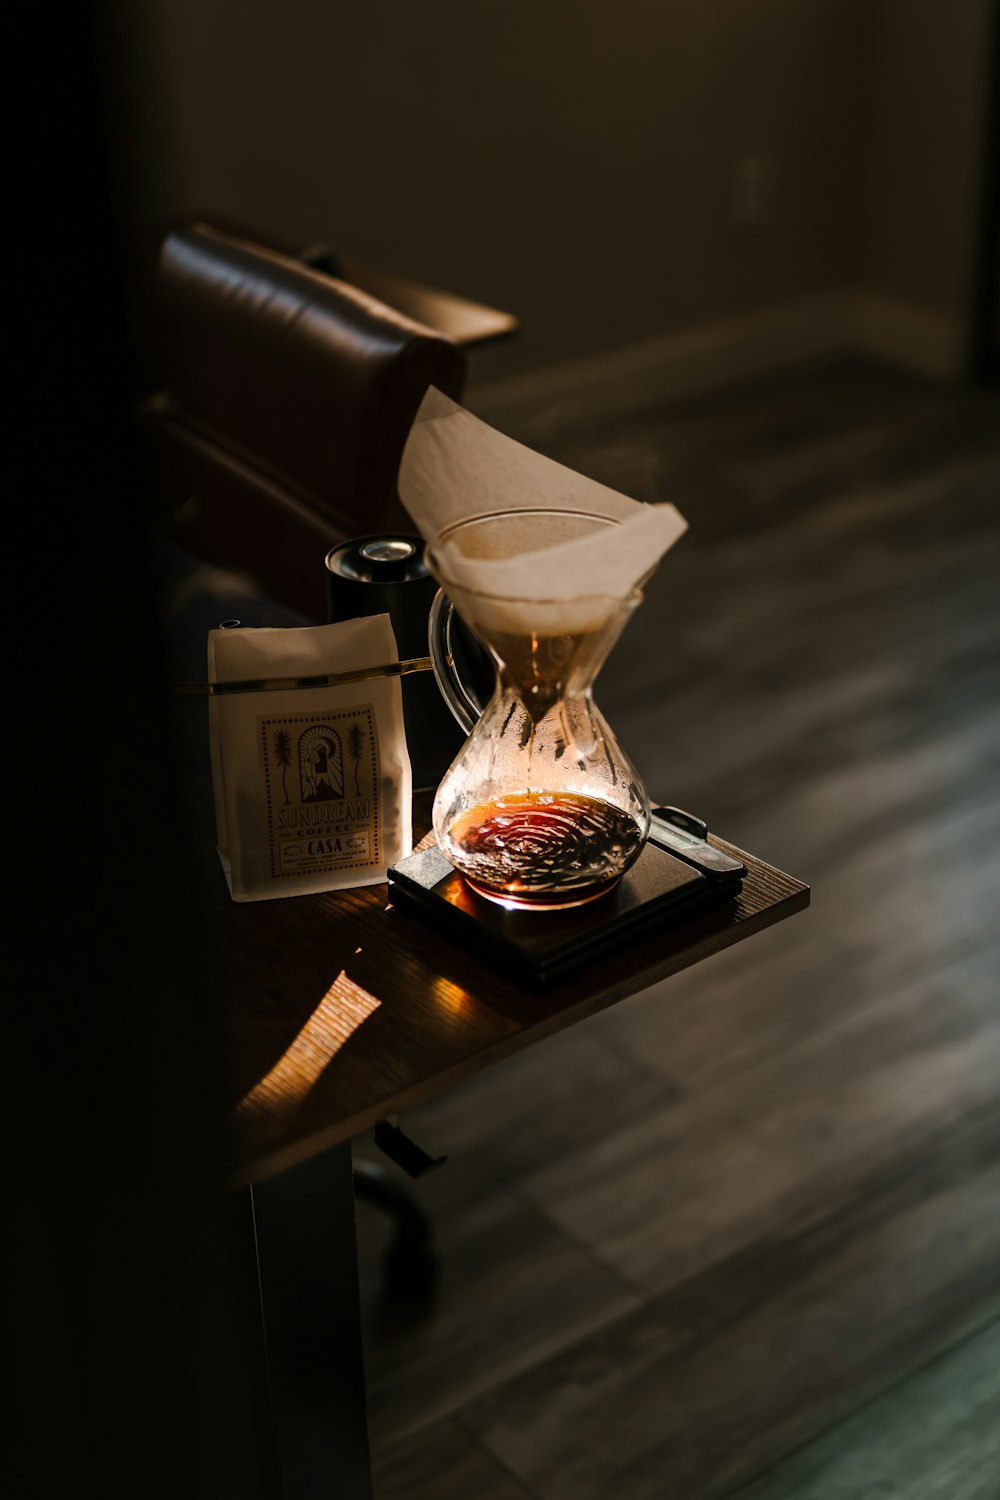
[467, 290, 965, 437]
[849, 293, 966, 382]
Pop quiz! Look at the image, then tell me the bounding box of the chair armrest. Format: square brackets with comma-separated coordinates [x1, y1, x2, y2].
[299, 246, 519, 348]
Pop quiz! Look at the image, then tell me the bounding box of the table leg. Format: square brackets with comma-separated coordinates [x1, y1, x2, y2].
[246, 1142, 373, 1499]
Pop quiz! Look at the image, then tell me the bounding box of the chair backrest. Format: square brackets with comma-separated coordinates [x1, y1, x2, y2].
[142, 222, 466, 618]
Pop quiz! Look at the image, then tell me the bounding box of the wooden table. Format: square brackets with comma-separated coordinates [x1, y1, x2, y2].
[224, 793, 808, 1498]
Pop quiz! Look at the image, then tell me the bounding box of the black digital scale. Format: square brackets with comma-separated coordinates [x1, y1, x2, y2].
[387, 807, 746, 987]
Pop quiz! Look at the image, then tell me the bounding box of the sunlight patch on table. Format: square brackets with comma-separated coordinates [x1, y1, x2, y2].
[233, 968, 380, 1125]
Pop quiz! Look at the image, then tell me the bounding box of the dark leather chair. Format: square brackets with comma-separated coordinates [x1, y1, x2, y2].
[141, 222, 468, 620]
[144, 221, 509, 1306]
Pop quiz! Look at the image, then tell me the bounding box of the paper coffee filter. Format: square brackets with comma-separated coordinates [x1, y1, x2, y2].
[399, 388, 687, 634]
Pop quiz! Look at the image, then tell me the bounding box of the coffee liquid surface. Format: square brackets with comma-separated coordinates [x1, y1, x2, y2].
[445, 791, 645, 906]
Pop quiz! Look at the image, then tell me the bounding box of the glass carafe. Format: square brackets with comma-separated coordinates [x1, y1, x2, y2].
[429, 578, 651, 910]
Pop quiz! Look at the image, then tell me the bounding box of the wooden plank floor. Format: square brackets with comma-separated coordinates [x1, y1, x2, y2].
[356, 359, 1000, 1499]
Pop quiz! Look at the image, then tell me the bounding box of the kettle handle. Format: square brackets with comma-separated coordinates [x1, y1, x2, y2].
[428, 587, 488, 736]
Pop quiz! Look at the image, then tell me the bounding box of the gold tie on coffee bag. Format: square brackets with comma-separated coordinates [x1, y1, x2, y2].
[208, 615, 412, 900]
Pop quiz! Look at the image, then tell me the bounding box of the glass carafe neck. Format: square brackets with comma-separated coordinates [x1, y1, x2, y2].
[429, 586, 640, 735]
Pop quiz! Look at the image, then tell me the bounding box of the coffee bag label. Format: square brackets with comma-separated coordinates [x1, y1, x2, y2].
[257, 705, 382, 879]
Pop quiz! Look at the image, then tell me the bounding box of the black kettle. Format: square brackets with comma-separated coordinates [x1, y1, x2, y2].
[325, 534, 492, 791]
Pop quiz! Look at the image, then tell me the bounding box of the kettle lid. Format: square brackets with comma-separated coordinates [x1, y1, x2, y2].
[325, 534, 429, 586]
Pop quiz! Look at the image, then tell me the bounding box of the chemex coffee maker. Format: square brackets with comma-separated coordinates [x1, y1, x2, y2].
[426, 514, 650, 910]
[328, 523, 745, 985]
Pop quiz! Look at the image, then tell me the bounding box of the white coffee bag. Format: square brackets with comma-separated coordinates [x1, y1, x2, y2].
[208, 614, 412, 900]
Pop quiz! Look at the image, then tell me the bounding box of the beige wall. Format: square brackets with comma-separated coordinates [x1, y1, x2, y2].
[865, 0, 993, 322]
[104, 0, 994, 383]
